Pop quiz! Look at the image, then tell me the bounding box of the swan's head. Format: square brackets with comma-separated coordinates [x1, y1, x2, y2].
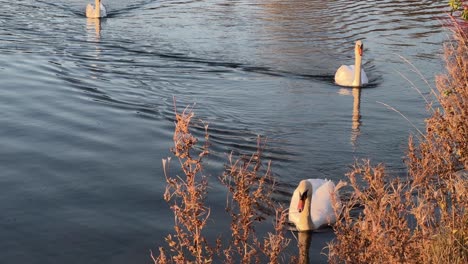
[297, 180, 312, 213]
[355, 40, 364, 57]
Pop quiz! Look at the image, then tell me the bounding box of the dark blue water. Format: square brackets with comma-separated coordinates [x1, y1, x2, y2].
[0, 0, 448, 263]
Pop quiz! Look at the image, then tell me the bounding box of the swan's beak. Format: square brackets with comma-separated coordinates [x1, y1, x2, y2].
[359, 46, 363, 56]
[298, 199, 304, 213]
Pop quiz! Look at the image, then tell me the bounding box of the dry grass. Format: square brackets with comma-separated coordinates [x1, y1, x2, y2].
[328, 23, 467, 263]
[408, 22, 468, 263]
[220, 139, 290, 263]
[328, 161, 419, 263]
[153, 104, 290, 263]
[152, 103, 214, 264]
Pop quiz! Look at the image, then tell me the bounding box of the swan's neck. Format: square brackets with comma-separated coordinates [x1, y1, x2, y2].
[298, 195, 314, 231]
[352, 53, 362, 87]
[95, 0, 100, 14]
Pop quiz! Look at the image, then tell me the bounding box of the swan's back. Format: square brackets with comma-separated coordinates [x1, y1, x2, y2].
[310, 180, 337, 228]
[86, 3, 94, 17]
[335, 65, 368, 87]
[334, 65, 354, 86]
[86, 2, 107, 18]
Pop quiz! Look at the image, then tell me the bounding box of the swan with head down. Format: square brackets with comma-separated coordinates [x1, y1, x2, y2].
[288, 179, 341, 231]
[335, 40, 368, 87]
[86, 0, 107, 18]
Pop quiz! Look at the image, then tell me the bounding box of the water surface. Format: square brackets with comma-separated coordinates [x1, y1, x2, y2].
[0, 0, 448, 262]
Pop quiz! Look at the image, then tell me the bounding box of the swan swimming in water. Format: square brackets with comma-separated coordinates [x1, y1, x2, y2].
[288, 179, 341, 231]
[86, 0, 107, 18]
[335, 40, 368, 87]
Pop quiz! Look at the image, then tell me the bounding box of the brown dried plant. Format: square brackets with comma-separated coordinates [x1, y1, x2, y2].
[153, 106, 291, 263]
[328, 161, 420, 263]
[152, 103, 213, 264]
[407, 22, 467, 263]
[259, 207, 291, 264]
[407, 24, 467, 185]
[329, 23, 467, 263]
[220, 138, 290, 263]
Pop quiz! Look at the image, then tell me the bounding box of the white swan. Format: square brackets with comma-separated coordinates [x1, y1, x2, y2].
[86, 0, 107, 18]
[335, 40, 368, 87]
[288, 179, 341, 231]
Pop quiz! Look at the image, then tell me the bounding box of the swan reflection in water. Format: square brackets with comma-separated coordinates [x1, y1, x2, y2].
[298, 231, 312, 264]
[351, 87, 362, 147]
[86, 18, 101, 42]
[337, 87, 362, 148]
[85, 18, 103, 81]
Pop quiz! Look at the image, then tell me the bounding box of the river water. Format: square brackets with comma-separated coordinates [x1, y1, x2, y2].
[0, 0, 449, 263]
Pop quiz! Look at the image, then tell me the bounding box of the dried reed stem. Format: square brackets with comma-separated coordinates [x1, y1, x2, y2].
[155, 102, 213, 264]
[220, 137, 290, 263]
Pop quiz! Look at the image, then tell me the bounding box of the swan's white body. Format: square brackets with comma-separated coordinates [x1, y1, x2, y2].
[288, 179, 341, 231]
[86, 0, 107, 18]
[335, 40, 368, 87]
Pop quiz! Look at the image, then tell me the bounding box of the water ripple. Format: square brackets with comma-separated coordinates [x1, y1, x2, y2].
[0, 1, 449, 262]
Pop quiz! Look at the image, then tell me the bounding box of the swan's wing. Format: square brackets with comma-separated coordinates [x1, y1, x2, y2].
[361, 69, 369, 85]
[100, 3, 107, 17]
[310, 180, 339, 228]
[86, 4, 94, 17]
[288, 188, 300, 224]
[334, 65, 355, 86]
[307, 179, 328, 193]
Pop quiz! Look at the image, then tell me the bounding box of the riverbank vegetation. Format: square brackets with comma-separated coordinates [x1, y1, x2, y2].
[153, 18, 467, 264]
[449, 0, 468, 20]
[328, 22, 467, 263]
